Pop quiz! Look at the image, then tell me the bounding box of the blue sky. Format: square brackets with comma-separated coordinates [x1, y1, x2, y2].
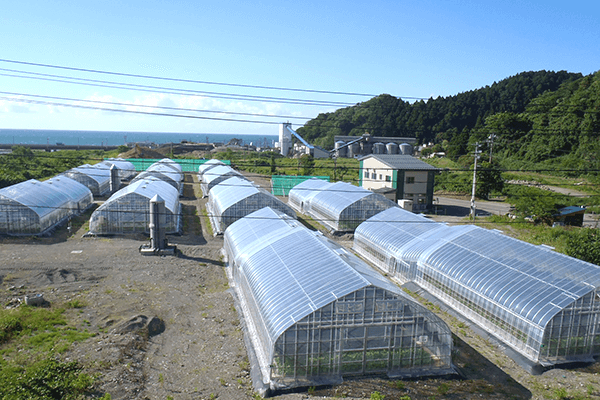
[0, 0, 598, 136]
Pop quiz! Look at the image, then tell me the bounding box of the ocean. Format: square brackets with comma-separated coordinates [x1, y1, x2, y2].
[0, 129, 278, 147]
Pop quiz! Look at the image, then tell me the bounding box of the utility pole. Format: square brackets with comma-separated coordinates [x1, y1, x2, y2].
[487, 134, 497, 163]
[470, 142, 482, 221]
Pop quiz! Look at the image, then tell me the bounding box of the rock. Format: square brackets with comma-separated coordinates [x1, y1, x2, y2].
[147, 316, 165, 336]
[112, 314, 165, 337]
[24, 293, 49, 307]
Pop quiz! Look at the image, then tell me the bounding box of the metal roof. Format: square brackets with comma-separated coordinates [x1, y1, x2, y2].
[359, 154, 438, 171]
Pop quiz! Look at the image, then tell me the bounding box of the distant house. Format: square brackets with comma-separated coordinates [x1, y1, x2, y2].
[553, 206, 586, 227]
[359, 154, 438, 212]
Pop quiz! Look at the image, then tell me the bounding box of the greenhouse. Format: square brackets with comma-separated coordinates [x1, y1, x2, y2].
[354, 210, 600, 367]
[224, 207, 453, 392]
[155, 158, 183, 174]
[207, 176, 296, 234]
[0, 178, 93, 235]
[131, 162, 183, 193]
[198, 159, 225, 181]
[63, 163, 111, 196]
[201, 165, 246, 197]
[102, 158, 137, 180]
[88, 178, 181, 235]
[288, 180, 398, 232]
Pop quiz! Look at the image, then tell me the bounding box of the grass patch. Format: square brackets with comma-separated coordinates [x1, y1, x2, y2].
[0, 304, 96, 397]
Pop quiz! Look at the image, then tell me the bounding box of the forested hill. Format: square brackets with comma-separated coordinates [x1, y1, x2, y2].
[297, 70, 582, 151]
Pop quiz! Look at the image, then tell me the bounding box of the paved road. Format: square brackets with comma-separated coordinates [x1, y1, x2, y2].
[430, 196, 599, 227]
[432, 196, 511, 218]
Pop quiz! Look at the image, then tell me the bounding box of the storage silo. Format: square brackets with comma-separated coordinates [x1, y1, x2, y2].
[386, 142, 399, 155]
[334, 141, 347, 158]
[373, 142, 385, 154]
[349, 142, 361, 158]
[399, 143, 413, 155]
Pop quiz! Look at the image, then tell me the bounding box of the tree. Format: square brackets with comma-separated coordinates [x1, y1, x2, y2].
[476, 161, 504, 200]
[299, 154, 315, 176]
[566, 229, 600, 265]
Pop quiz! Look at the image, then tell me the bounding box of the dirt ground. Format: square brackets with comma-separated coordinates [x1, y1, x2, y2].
[1, 173, 600, 400]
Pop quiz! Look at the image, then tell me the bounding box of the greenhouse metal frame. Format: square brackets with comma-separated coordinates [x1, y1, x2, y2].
[131, 164, 183, 192]
[206, 176, 296, 234]
[198, 159, 225, 181]
[63, 164, 111, 197]
[224, 207, 453, 392]
[0, 178, 93, 235]
[288, 180, 398, 232]
[88, 179, 181, 235]
[102, 159, 137, 180]
[200, 165, 246, 197]
[354, 208, 600, 367]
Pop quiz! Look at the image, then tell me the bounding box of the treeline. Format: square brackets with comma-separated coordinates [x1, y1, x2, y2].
[297, 70, 600, 173]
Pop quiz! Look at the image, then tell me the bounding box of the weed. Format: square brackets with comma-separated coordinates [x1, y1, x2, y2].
[308, 386, 316, 395]
[100, 394, 112, 400]
[437, 383, 449, 395]
[219, 377, 227, 386]
[587, 384, 595, 395]
[209, 393, 217, 399]
[159, 373, 164, 385]
[552, 387, 568, 400]
[393, 381, 405, 390]
[66, 299, 86, 308]
[370, 391, 385, 400]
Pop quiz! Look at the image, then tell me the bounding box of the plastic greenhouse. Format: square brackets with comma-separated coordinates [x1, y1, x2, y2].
[354, 208, 600, 368]
[206, 176, 296, 234]
[63, 164, 111, 196]
[224, 207, 453, 392]
[198, 159, 225, 181]
[288, 180, 398, 232]
[201, 165, 246, 197]
[102, 159, 137, 180]
[131, 162, 183, 193]
[0, 178, 92, 235]
[88, 179, 181, 234]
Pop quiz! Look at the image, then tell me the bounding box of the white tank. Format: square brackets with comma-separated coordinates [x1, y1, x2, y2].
[335, 141, 347, 158]
[386, 142, 399, 155]
[399, 143, 413, 155]
[373, 142, 385, 154]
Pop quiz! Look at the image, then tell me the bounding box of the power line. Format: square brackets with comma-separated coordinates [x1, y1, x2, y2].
[0, 58, 387, 98]
[0, 71, 354, 107]
[0, 91, 313, 121]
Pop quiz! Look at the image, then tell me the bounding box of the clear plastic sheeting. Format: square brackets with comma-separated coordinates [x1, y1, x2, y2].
[198, 159, 225, 181]
[131, 163, 183, 192]
[155, 158, 183, 174]
[201, 165, 246, 197]
[0, 178, 93, 235]
[88, 179, 181, 235]
[224, 207, 453, 391]
[63, 163, 111, 196]
[102, 158, 137, 180]
[207, 177, 296, 234]
[288, 179, 398, 232]
[354, 208, 600, 366]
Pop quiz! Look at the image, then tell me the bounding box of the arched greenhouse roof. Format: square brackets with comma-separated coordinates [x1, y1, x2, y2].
[155, 158, 183, 174]
[419, 226, 600, 330]
[198, 159, 225, 180]
[104, 178, 179, 212]
[288, 178, 331, 212]
[0, 179, 76, 218]
[102, 159, 137, 180]
[201, 165, 246, 196]
[224, 206, 435, 349]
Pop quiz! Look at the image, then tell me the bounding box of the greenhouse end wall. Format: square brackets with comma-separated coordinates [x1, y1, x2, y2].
[224, 207, 454, 392]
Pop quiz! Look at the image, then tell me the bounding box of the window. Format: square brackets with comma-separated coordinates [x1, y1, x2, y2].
[371, 173, 376, 179]
[406, 177, 415, 184]
[379, 174, 382, 180]
[385, 176, 391, 182]
[364, 171, 369, 178]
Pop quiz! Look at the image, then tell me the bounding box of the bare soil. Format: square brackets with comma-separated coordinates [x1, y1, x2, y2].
[1, 173, 599, 399]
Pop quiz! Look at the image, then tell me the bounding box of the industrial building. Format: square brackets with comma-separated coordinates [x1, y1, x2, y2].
[288, 179, 398, 232]
[354, 207, 600, 370]
[334, 135, 417, 158]
[224, 207, 454, 393]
